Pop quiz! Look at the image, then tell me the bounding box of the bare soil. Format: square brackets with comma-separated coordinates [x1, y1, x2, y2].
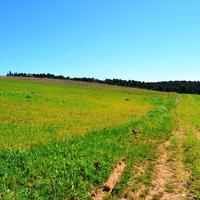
[92, 159, 126, 200]
[146, 130, 189, 200]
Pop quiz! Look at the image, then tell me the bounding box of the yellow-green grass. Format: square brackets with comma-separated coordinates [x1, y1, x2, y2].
[176, 95, 200, 199]
[176, 95, 200, 128]
[0, 77, 177, 199]
[0, 78, 152, 149]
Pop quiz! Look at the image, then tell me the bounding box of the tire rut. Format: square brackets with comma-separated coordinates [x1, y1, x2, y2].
[92, 159, 126, 200]
[146, 130, 189, 200]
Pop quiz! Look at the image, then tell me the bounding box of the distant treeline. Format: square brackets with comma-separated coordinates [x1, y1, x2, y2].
[7, 72, 200, 94]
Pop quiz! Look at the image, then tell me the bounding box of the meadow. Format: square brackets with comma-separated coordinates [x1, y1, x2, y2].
[0, 78, 199, 199]
[0, 78, 152, 149]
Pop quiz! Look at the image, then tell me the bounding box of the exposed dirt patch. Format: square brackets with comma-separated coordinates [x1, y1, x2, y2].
[131, 129, 140, 139]
[192, 126, 200, 140]
[120, 162, 148, 200]
[132, 164, 147, 198]
[145, 141, 172, 200]
[175, 97, 180, 105]
[146, 131, 189, 200]
[196, 133, 200, 140]
[92, 159, 126, 200]
[171, 130, 190, 197]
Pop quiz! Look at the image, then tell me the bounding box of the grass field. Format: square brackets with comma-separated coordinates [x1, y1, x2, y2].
[176, 95, 200, 199]
[0, 78, 153, 149]
[0, 78, 200, 199]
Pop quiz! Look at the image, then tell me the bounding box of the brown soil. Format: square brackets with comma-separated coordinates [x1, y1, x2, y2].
[121, 162, 148, 200]
[132, 164, 147, 199]
[92, 159, 126, 200]
[146, 131, 189, 200]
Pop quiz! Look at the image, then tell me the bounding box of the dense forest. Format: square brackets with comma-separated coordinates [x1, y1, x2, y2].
[6, 72, 200, 94]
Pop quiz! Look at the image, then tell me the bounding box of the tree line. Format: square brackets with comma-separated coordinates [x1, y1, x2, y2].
[7, 71, 200, 94]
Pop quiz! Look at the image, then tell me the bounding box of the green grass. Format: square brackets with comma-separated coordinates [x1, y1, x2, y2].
[0, 124, 147, 199]
[0, 102, 175, 199]
[0, 78, 156, 149]
[0, 78, 177, 199]
[106, 100, 175, 199]
[176, 95, 200, 199]
[184, 131, 200, 199]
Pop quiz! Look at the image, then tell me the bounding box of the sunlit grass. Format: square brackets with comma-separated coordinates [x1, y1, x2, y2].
[176, 94, 200, 199]
[0, 93, 175, 199]
[0, 78, 169, 149]
[0, 78, 177, 199]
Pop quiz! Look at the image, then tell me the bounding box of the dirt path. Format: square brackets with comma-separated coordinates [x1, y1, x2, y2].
[120, 162, 148, 200]
[145, 129, 188, 200]
[92, 159, 126, 200]
[119, 98, 190, 200]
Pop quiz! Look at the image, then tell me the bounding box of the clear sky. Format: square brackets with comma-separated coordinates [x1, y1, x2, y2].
[0, 0, 200, 81]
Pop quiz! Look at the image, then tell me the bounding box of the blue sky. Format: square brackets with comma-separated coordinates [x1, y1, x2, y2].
[0, 0, 200, 81]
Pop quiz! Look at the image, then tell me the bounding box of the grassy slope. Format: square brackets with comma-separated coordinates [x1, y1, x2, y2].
[176, 95, 200, 199]
[0, 78, 176, 199]
[0, 78, 153, 149]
